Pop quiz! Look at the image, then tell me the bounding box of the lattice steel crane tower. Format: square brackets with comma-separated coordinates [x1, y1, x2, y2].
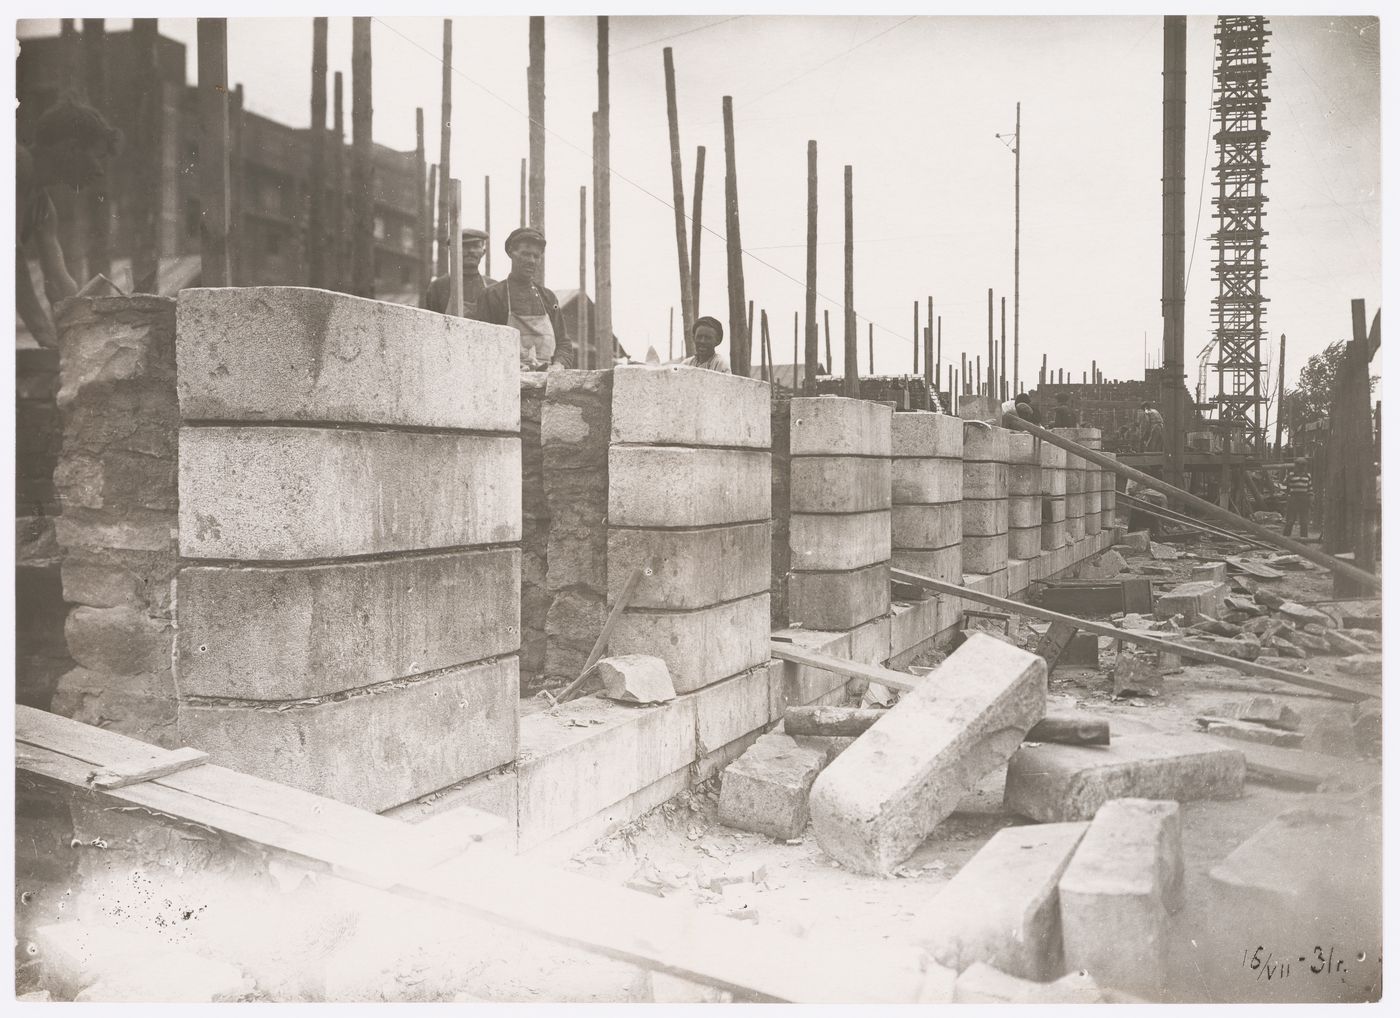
[1209, 16, 1272, 447]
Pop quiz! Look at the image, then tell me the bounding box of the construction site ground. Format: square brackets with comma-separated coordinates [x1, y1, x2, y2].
[515, 532, 1382, 1005]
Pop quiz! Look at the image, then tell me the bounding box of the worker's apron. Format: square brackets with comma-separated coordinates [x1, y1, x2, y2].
[506, 283, 556, 365]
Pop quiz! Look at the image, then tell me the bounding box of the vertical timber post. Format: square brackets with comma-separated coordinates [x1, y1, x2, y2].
[415, 108, 429, 300]
[196, 18, 232, 287]
[804, 140, 819, 393]
[594, 16, 613, 366]
[723, 96, 749, 377]
[1162, 15, 1188, 489]
[131, 18, 161, 294]
[308, 17, 328, 288]
[663, 48, 694, 353]
[842, 164, 857, 397]
[690, 145, 705, 314]
[351, 17, 374, 298]
[436, 20, 452, 276]
[578, 184, 588, 368]
[528, 16, 546, 278]
[83, 18, 112, 280]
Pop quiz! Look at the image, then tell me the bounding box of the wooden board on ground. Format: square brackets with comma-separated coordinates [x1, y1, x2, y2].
[88, 745, 208, 789]
[1225, 556, 1284, 580]
[1040, 583, 1122, 614]
[15, 706, 928, 1003]
[1122, 577, 1154, 614]
[768, 642, 917, 694]
[889, 568, 1376, 703]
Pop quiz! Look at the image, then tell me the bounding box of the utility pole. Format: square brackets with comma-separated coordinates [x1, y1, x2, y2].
[528, 17, 546, 275]
[804, 140, 819, 393]
[196, 18, 231, 287]
[663, 48, 694, 352]
[414, 108, 428, 300]
[1162, 16, 1188, 488]
[723, 97, 750, 377]
[1000, 296, 1008, 401]
[843, 165, 857, 397]
[131, 18, 161, 294]
[351, 17, 374, 298]
[690, 145, 705, 313]
[436, 20, 452, 276]
[594, 17, 613, 367]
[83, 19, 111, 280]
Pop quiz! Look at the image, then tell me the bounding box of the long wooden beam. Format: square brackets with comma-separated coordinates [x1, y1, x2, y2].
[769, 642, 916, 694]
[16, 706, 925, 1003]
[889, 569, 1374, 703]
[1003, 416, 1380, 591]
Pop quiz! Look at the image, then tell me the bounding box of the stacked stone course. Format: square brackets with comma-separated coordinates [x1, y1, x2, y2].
[607, 365, 772, 693]
[51, 296, 179, 746]
[174, 287, 521, 811]
[1007, 433, 1042, 561]
[519, 374, 548, 684]
[961, 422, 1010, 592]
[1039, 441, 1068, 551]
[890, 411, 963, 583]
[1056, 427, 1088, 541]
[787, 397, 892, 631]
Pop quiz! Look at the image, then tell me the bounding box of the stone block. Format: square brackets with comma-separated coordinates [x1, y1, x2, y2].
[178, 657, 519, 813]
[957, 393, 999, 422]
[60, 545, 176, 612]
[962, 422, 1010, 461]
[963, 534, 1009, 575]
[64, 605, 171, 676]
[718, 734, 826, 839]
[788, 563, 890, 631]
[1008, 527, 1041, 561]
[791, 456, 893, 512]
[1278, 601, 1337, 629]
[1112, 648, 1163, 697]
[770, 628, 851, 713]
[1216, 696, 1302, 731]
[1003, 733, 1246, 822]
[55, 296, 176, 410]
[1041, 518, 1067, 551]
[1059, 799, 1185, 997]
[51, 666, 178, 748]
[891, 411, 963, 457]
[891, 456, 962, 504]
[179, 428, 521, 559]
[687, 666, 773, 756]
[892, 504, 962, 550]
[788, 396, 892, 457]
[891, 545, 962, 585]
[809, 634, 1046, 874]
[1009, 496, 1041, 529]
[962, 461, 1009, 499]
[607, 523, 769, 610]
[962, 498, 1009, 536]
[1076, 548, 1126, 579]
[608, 446, 770, 527]
[610, 594, 770, 694]
[176, 548, 520, 699]
[175, 287, 519, 431]
[790, 510, 890, 570]
[919, 820, 1089, 980]
[543, 589, 607, 683]
[1154, 580, 1227, 625]
[610, 364, 769, 448]
[1198, 719, 1304, 748]
[847, 614, 893, 665]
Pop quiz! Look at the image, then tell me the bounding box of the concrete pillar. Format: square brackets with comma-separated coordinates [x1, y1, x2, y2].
[608, 365, 772, 693]
[51, 296, 179, 747]
[1039, 440, 1067, 551]
[1007, 433, 1041, 562]
[787, 396, 892, 633]
[1055, 427, 1087, 541]
[174, 288, 522, 811]
[891, 411, 963, 584]
[961, 422, 1009, 588]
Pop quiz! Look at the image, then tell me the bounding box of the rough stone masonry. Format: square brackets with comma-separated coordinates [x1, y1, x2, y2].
[174, 287, 522, 812]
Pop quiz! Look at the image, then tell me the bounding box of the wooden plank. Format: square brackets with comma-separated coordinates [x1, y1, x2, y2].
[555, 562, 649, 704]
[1226, 556, 1284, 580]
[17, 708, 927, 1002]
[783, 706, 885, 737]
[889, 569, 1375, 703]
[769, 643, 916, 694]
[89, 746, 208, 790]
[1040, 584, 1122, 614]
[1034, 620, 1079, 676]
[1122, 577, 1154, 614]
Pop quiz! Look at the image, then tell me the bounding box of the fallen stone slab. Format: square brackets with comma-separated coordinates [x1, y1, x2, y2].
[918, 820, 1089, 980]
[1254, 588, 1285, 610]
[1058, 799, 1184, 998]
[1148, 542, 1179, 561]
[1340, 627, 1382, 651]
[1323, 630, 1373, 657]
[1177, 634, 1261, 662]
[1025, 715, 1111, 746]
[718, 734, 827, 840]
[1337, 654, 1382, 677]
[1003, 733, 1246, 822]
[809, 634, 1046, 874]
[1191, 562, 1229, 584]
[1120, 530, 1151, 552]
[790, 734, 856, 764]
[596, 654, 676, 705]
[1214, 696, 1302, 731]
[1077, 549, 1126, 580]
[1112, 648, 1162, 698]
[1195, 718, 1304, 748]
[1277, 601, 1336, 629]
[952, 962, 1105, 1004]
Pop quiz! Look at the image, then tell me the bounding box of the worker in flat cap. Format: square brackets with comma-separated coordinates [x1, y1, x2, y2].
[422, 227, 494, 319]
[682, 316, 730, 373]
[476, 227, 574, 369]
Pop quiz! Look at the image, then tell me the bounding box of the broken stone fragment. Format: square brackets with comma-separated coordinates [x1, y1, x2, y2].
[1076, 549, 1126, 580]
[1337, 654, 1382, 677]
[1112, 648, 1162, 698]
[595, 654, 677, 705]
[1323, 630, 1372, 657]
[718, 734, 827, 841]
[1277, 601, 1335, 629]
[1215, 696, 1302, 731]
[1148, 542, 1179, 561]
[1120, 530, 1151, 552]
[1196, 718, 1304, 748]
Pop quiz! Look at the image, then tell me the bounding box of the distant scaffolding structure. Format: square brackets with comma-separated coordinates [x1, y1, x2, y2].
[1209, 15, 1272, 445]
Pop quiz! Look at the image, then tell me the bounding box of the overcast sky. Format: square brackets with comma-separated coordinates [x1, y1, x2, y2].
[17, 13, 1381, 396]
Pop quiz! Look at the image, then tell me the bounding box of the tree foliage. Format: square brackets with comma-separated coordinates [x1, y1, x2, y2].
[1284, 340, 1377, 428]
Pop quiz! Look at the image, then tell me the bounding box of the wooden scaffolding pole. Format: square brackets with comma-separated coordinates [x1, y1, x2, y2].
[842, 165, 857, 397]
[131, 18, 161, 294]
[527, 16, 546, 272]
[912, 300, 919, 376]
[519, 158, 527, 228]
[663, 48, 695, 353]
[351, 17, 374, 298]
[690, 145, 705, 314]
[823, 310, 832, 376]
[1000, 296, 1007, 400]
[925, 296, 934, 406]
[986, 288, 995, 397]
[448, 179, 463, 316]
[578, 184, 588, 368]
[196, 18, 232, 287]
[426, 165, 438, 286]
[436, 20, 452, 276]
[330, 73, 345, 290]
[415, 108, 429, 300]
[82, 18, 111, 280]
[868, 322, 874, 376]
[308, 17, 328, 288]
[593, 16, 613, 369]
[804, 140, 819, 394]
[723, 96, 749, 377]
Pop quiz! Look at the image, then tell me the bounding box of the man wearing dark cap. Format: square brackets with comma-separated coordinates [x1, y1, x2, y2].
[422, 227, 494, 318]
[1000, 391, 1040, 427]
[682, 316, 730, 372]
[476, 227, 573, 368]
